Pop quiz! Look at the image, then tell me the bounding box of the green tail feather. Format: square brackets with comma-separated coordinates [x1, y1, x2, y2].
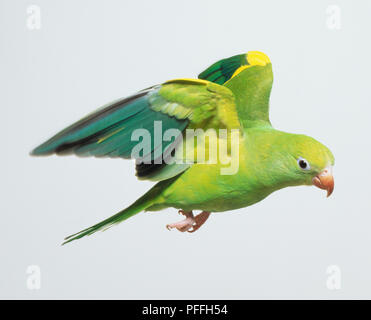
[62, 177, 177, 245]
[62, 199, 148, 245]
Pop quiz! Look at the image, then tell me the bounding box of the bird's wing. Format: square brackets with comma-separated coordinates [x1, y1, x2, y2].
[199, 51, 273, 127]
[32, 79, 241, 181]
[198, 53, 250, 85]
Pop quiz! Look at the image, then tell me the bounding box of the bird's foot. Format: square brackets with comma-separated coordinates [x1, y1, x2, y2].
[166, 210, 211, 233]
[188, 211, 211, 233]
[166, 210, 195, 232]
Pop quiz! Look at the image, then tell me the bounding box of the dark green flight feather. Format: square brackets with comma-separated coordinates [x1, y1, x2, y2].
[198, 53, 248, 85]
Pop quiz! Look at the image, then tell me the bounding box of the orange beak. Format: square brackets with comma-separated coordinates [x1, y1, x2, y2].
[312, 167, 334, 197]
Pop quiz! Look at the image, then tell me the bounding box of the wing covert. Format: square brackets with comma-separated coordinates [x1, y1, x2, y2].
[199, 51, 273, 128]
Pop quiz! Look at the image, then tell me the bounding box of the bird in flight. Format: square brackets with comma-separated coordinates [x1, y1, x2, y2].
[31, 51, 334, 244]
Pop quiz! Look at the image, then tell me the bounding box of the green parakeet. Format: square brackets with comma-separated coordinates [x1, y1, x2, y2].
[31, 51, 335, 245]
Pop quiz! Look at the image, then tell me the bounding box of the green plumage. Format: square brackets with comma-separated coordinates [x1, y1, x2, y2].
[198, 53, 248, 84]
[31, 51, 335, 244]
[62, 177, 177, 245]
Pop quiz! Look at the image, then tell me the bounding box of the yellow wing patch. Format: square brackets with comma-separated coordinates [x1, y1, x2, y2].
[247, 51, 271, 66]
[231, 51, 271, 78]
[164, 78, 210, 85]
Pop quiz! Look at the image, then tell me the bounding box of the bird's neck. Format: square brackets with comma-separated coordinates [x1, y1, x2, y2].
[242, 129, 301, 192]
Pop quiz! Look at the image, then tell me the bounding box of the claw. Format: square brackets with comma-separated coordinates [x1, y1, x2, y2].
[166, 211, 211, 233]
[166, 210, 195, 232]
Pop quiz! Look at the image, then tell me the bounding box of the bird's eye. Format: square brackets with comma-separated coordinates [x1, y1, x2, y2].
[297, 157, 310, 170]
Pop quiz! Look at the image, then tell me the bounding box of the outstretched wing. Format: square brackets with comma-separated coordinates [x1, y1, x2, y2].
[199, 51, 273, 127]
[32, 79, 241, 181]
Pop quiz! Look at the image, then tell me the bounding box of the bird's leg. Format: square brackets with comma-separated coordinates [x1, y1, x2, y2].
[188, 211, 211, 233]
[166, 210, 195, 232]
[166, 210, 211, 233]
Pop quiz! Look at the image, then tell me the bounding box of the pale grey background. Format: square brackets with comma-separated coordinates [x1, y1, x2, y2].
[1, 0, 370, 299]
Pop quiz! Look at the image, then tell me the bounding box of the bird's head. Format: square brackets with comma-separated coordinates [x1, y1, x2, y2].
[273, 133, 335, 197]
